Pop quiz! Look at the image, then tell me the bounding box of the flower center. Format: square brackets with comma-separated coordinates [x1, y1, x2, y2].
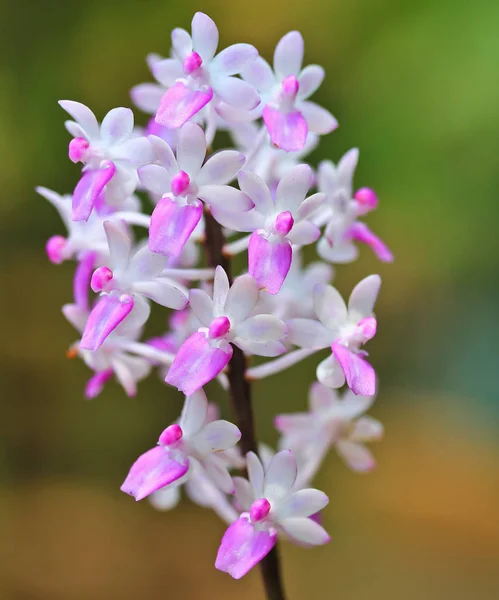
[171, 171, 191, 196]
[182, 51, 203, 75]
[274, 211, 294, 236]
[159, 424, 183, 446]
[208, 316, 231, 339]
[277, 75, 300, 110]
[250, 498, 271, 523]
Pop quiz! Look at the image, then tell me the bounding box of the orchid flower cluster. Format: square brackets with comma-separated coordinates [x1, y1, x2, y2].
[39, 12, 392, 586]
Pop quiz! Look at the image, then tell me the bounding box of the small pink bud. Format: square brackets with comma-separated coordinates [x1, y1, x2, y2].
[91, 266, 113, 293]
[358, 316, 377, 341]
[208, 316, 231, 339]
[354, 187, 378, 211]
[46, 235, 67, 264]
[159, 423, 183, 446]
[274, 211, 294, 236]
[182, 51, 203, 75]
[250, 498, 271, 523]
[281, 75, 299, 99]
[171, 171, 191, 196]
[68, 137, 89, 163]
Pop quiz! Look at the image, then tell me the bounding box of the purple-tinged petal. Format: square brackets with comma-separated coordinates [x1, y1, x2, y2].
[85, 369, 113, 399]
[165, 332, 232, 396]
[150, 58, 184, 87]
[280, 516, 330, 546]
[100, 107, 134, 145]
[58, 100, 99, 139]
[197, 150, 246, 186]
[300, 101, 338, 135]
[349, 222, 394, 263]
[215, 516, 277, 579]
[121, 446, 189, 501]
[213, 76, 260, 111]
[130, 83, 165, 114]
[198, 185, 254, 211]
[262, 106, 308, 152]
[242, 56, 276, 92]
[72, 162, 116, 221]
[74, 251, 97, 312]
[336, 440, 376, 472]
[80, 293, 134, 351]
[287, 220, 321, 246]
[297, 65, 325, 99]
[248, 232, 292, 295]
[155, 82, 213, 129]
[332, 343, 376, 396]
[273, 31, 304, 78]
[191, 12, 219, 61]
[176, 122, 206, 175]
[212, 44, 259, 76]
[149, 197, 202, 257]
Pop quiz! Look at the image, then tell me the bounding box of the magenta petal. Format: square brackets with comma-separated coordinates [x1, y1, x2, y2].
[73, 251, 97, 312]
[349, 222, 394, 263]
[248, 232, 292, 295]
[155, 82, 213, 129]
[85, 369, 113, 399]
[120, 446, 189, 501]
[165, 332, 232, 396]
[262, 105, 308, 152]
[215, 515, 277, 579]
[149, 197, 203, 257]
[332, 343, 376, 396]
[72, 162, 116, 221]
[80, 293, 134, 351]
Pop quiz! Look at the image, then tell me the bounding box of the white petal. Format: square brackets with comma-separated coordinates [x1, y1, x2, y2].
[213, 265, 230, 315]
[114, 294, 150, 336]
[58, 100, 99, 139]
[238, 170, 273, 214]
[148, 135, 178, 173]
[275, 164, 313, 213]
[316, 355, 345, 389]
[36, 186, 71, 228]
[350, 416, 383, 442]
[203, 455, 233, 493]
[273, 31, 304, 78]
[314, 284, 347, 330]
[133, 278, 188, 309]
[189, 289, 214, 326]
[235, 339, 286, 357]
[242, 56, 275, 92]
[177, 122, 206, 176]
[303, 261, 334, 289]
[194, 420, 241, 453]
[180, 390, 208, 437]
[233, 476, 254, 511]
[211, 208, 261, 232]
[338, 390, 375, 420]
[212, 43, 258, 76]
[336, 440, 375, 472]
[280, 517, 330, 545]
[225, 274, 259, 323]
[130, 83, 164, 114]
[100, 107, 134, 145]
[213, 76, 260, 110]
[138, 164, 171, 195]
[197, 150, 245, 186]
[191, 12, 219, 61]
[264, 450, 297, 499]
[348, 274, 381, 321]
[300, 101, 338, 135]
[317, 237, 359, 264]
[64, 120, 86, 138]
[279, 489, 329, 519]
[62, 303, 87, 333]
[171, 27, 192, 59]
[114, 137, 156, 166]
[111, 353, 151, 396]
[296, 192, 327, 221]
[236, 315, 287, 343]
[129, 244, 168, 280]
[149, 485, 181, 511]
[246, 451, 264, 498]
[298, 65, 325, 99]
[317, 160, 337, 195]
[198, 185, 254, 212]
[338, 148, 359, 193]
[103, 220, 131, 272]
[287, 221, 320, 246]
[150, 58, 183, 87]
[309, 382, 338, 413]
[286, 318, 333, 349]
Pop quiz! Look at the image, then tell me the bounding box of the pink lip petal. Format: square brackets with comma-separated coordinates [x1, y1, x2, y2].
[73, 251, 97, 312]
[248, 232, 292, 295]
[120, 446, 189, 501]
[155, 82, 213, 129]
[331, 342, 376, 396]
[85, 369, 113, 399]
[262, 105, 308, 152]
[80, 293, 134, 351]
[72, 162, 116, 221]
[149, 197, 203, 257]
[348, 222, 394, 263]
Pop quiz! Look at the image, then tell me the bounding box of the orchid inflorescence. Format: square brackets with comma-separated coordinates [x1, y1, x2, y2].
[39, 12, 392, 590]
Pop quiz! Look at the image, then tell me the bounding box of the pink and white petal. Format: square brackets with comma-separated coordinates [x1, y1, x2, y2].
[279, 516, 330, 546]
[287, 220, 321, 246]
[215, 516, 277, 579]
[242, 56, 276, 92]
[189, 288, 214, 327]
[309, 381, 339, 412]
[349, 223, 394, 263]
[111, 353, 151, 397]
[138, 164, 171, 195]
[85, 369, 113, 399]
[133, 278, 188, 310]
[347, 274, 381, 321]
[165, 331, 232, 396]
[300, 101, 338, 135]
[297, 65, 325, 100]
[198, 184, 254, 212]
[203, 455, 234, 493]
[100, 107, 134, 145]
[225, 274, 259, 323]
[58, 100, 99, 139]
[316, 355, 346, 389]
[148, 135, 178, 173]
[275, 164, 313, 213]
[263, 106, 308, 153]
[211, 208, 261, 232]
[286, 318, 333, 349]
[238, 170, 274, 214]
[273, 31, 304, 78]
[248, 233, 292, 295]
[212, 43, 259, 76]
[336, 440, 376, 472]
[73, 163, 116, 221]
[155, 82, 213, 129]
[113, 293, 150, 337]
[314, 283, 347, 330]
[80, 293, 134, 351]
[264, 450, 297, 499]
[150, 58, 184, 87]
[131, 83, 165, 114]
[179, 390, 208, 436]
[236, 314, 287, 344]
[177, 122, 206, 175]
[332, 343, 376, 396]
[213, 76, 260, 111]
[193, 420, 241, 453]
[73, 251, 97, 312]
[120, 446, 189, 501]
[149, 197, 202, 257]
[149, 485, 182, 511]
[234, 339, 286, 357]
[350, 416, 384, 442]
[213, 265, 230, 315]
[233, 476, 255, 511]
[197, 150, 245, 186]
[191, 12, 219, 61]
[246, 451, 264, 498]
[296, 192, 327, 221]
[171, 28, 192, 60]
[279, 489, 329, 519]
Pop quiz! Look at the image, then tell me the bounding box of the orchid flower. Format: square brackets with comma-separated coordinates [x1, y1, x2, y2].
[121, 390, 241, 499]
[287, 275, 381, 396]
[215, 450, 330, 579]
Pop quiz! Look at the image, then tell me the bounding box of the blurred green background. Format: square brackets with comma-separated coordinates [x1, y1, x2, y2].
[1, 0, 499, 598]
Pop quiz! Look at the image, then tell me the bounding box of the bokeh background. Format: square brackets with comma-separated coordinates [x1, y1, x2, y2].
[2, 0, 499, 598]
